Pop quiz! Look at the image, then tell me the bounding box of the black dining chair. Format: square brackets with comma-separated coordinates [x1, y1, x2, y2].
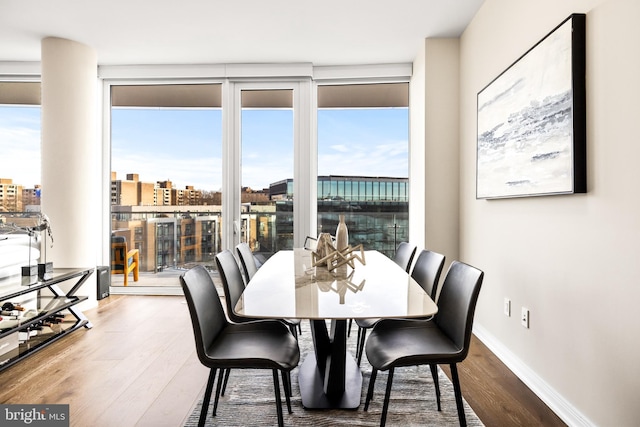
[353, 248, 443, 366]
[216, 249, 298, 397]
[180, 265, 300, 427]
[363, 260, 484, 427]
[235, 243, 302, 338]
[235, 242, 258, 284]
[393, 241, 418, 273]
[348, 242, 417, 339]
[217, 248, 259, 325]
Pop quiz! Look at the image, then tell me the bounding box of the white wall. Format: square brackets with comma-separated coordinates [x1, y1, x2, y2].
[456, 0, 640, 425]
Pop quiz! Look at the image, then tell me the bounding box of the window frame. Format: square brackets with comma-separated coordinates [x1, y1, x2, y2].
[100, 64, 412, 266]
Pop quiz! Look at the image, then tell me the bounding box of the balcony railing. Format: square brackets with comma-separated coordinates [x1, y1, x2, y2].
[111, 205, 407, 287]
[1, 207, 407, 288]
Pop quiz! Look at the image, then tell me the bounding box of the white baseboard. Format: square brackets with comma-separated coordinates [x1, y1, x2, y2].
[472, 324, 594, 427]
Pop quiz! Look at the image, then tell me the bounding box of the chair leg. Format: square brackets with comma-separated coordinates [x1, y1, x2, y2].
[281, 370, 292, 414]
[199, 369, 216, 427]
[355, 327, 362, 358]
[221, 368, 231, 396]
[357, 328, 367, 366]
[429, 364, 441, 411]
[364, 368, 378, 411]
[212, 367, 225, 416]
[450, 363, 467, 427]
[289, 323, 298, 339]
[348, 318, 353, 337]
[272, 369, 284, 427]
[380, 368, 395, 427]
[133, 263, 139, 282]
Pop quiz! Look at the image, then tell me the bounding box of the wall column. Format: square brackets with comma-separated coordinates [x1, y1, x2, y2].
[41, 37, 98, 275]
[410, 38, 460, 268]
[423, 38, 460, 266]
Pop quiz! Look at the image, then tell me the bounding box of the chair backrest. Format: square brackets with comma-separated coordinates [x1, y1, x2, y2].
[411, 249, 446, 300]
[393, 242, 417, 273]
[215, 249, 249, 323]
[235, 242, 258, 285]
[180, 265, 228, 365]
[434, 261, 484, 358]
[303, 236, 318, 251]
[111, 236, 127, 267]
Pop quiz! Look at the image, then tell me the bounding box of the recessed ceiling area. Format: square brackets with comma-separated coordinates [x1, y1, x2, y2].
[0, 0, 484, 66]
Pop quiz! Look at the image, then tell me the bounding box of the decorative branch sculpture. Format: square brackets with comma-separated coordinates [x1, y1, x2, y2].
[311, 232, 366, 272]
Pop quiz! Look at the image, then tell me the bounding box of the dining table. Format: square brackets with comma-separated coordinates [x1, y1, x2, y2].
[234, 248, 438, 409]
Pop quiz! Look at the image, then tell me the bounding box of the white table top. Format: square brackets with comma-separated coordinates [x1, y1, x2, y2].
[235, 248, 438, 320]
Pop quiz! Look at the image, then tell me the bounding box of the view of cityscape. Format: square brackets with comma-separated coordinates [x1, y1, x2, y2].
[1, 102, 409, 285]
[108, 173, 409, 275]
[1, 172, 409, 280]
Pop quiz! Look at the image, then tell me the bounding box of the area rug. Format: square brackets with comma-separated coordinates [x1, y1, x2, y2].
[184, 322, 484, 426]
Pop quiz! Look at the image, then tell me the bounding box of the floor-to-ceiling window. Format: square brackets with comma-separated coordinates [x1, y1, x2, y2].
[240, 89, 294, 259]
[0, 82, 42, 212]
[109, 83, 223, 287]
[316, 83, 409, 258]
[102, 67, 410, 293]
[0, 81, 44, 277]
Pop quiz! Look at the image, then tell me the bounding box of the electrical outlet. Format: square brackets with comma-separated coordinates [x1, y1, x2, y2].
[503, 298, 511, 317]
[521, 307, 529, 328]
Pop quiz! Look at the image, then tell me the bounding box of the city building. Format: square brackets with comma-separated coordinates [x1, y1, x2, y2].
[110, 172, 205, 207]
[0, 179, 23, 212]
[21, 185, 41, 207]
[111, 175, 408, 272]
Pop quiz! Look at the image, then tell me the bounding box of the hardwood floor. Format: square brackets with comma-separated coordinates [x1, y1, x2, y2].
[0, 295, 565, 426]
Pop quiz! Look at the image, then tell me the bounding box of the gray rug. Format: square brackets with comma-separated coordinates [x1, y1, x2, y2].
[184, 322, 484, 426]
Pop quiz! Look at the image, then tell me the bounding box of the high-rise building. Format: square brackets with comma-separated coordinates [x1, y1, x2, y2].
[21, 185, 41, 207]
[111, 173, 204, 207]
[0, 178, 23, 212]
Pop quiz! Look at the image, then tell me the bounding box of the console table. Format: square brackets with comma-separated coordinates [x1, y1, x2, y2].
[0, 268, 94, 371]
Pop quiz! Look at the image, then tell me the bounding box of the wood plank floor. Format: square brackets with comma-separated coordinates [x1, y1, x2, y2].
[0, 295, 566, 426]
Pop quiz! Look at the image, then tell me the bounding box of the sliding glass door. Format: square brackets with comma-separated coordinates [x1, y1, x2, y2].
[240, 89, 294, 259]
[110, 83, 223, 287]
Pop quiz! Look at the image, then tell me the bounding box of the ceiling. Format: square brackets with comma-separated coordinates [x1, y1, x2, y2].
[0, 0, 484, 67]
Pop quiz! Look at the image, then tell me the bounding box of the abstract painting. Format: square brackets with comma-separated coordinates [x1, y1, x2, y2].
[476, 14, 586, 199]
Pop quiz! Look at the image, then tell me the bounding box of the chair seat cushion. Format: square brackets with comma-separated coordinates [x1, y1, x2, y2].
[205, 320, 300, 371]
[365, 319, 464, 371]
[112, 262, 131, 270]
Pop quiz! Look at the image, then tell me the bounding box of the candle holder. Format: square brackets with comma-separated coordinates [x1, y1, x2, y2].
[36, 214, 54, 279]
[21, 227, 38, 279]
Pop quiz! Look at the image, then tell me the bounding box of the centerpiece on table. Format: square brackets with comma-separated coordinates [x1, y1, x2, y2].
[311, 215, 365, 271]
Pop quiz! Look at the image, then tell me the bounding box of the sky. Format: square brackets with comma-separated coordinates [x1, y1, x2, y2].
[1, 105, 408, 192]
[0, 106, 41, 187]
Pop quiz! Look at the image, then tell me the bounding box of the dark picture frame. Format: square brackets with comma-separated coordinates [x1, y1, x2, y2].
[476, 14, 586, 199]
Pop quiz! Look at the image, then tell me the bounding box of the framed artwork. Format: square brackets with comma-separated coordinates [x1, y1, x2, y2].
[476, 14, 586, 199]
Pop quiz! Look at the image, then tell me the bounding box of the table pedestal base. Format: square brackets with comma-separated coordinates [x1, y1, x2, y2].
[298, 352, 362, 409]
